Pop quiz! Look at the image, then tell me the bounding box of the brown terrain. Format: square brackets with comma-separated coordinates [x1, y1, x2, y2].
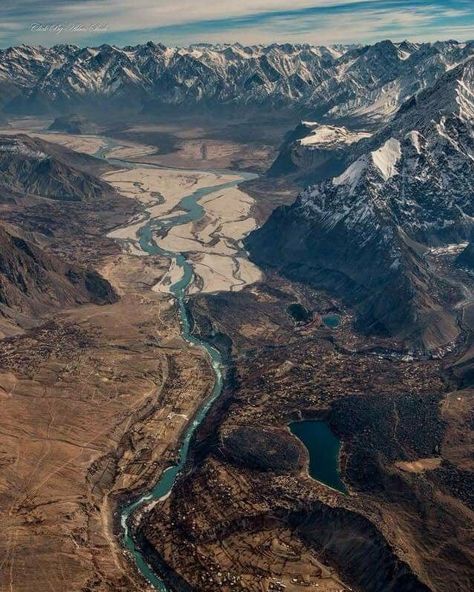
[104, 116, 294, 174]
[0, 118, 472, 592]
[0, 126, 220, 591]
[141, 275, 474, 592]
[0, 252, 214, 592]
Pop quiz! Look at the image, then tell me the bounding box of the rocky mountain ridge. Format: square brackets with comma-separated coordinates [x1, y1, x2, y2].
[268, 120, 372, 182]
[0, 134, 112, 201]
[0, 224, 117, 330]
[1, 40, 474, 123]
[247, 57, 474, 350]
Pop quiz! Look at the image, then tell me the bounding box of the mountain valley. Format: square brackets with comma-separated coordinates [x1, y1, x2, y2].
[0, 37, 472, 592]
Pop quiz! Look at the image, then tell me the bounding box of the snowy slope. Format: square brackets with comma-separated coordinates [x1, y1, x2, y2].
[1, 40, 474, 122]
[247, 58, 474, 349]
[298, 122, 371, 147]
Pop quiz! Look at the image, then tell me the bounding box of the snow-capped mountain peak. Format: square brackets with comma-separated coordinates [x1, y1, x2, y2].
[246, 53, 474, 350]
[1, 40, 474, 122]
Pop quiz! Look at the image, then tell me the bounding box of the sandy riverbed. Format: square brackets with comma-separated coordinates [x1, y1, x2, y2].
[0, 126, 156, 159]
[1, 121, 262, 294]
[105, 165, 262, 294]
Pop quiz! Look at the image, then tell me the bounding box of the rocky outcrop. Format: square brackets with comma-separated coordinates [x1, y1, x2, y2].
[0, 224, 117, 323]
[457, 239, 474, 270]
[0, 134, 112, 201]
[48, 114, 99, 135]
[268, 121, 371, 183]
[220, 425, 304, 474]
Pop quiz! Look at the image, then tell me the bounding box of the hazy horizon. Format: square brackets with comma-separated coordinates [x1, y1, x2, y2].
[1, 1, 474, 48]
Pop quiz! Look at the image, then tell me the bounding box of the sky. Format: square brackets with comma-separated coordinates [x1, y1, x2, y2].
[1, 0, 474, 48]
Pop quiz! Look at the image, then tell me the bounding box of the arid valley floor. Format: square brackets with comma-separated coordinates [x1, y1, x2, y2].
[0, 115, 472, 592]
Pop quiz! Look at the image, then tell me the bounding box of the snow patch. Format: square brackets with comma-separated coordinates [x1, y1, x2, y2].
[332, 137, 401, 192]
[333, 155, 368, 192]
[0, 141, 46, 160]
[371, 138, 401, 181]
[299, 123, 371, 147]
[406, 130, 423, 154]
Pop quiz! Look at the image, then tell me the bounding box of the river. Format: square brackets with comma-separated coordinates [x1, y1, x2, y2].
[98, 142, 256, 591]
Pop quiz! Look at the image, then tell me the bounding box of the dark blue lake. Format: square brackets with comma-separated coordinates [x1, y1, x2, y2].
[290, 420, 347, 493]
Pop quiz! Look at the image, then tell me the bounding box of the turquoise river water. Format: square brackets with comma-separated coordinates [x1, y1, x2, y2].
[100, 149, 256, 591]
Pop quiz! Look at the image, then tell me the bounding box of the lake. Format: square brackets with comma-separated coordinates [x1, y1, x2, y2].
[290, 420, 347, 493]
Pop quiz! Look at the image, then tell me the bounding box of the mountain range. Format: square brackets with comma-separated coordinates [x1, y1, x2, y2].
[1, 38, 473, 350]
[1, 40, 474, 123]
[247, 56, 474, 351]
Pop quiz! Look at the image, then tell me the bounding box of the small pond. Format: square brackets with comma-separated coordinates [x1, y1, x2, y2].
[287, 303, 312, 324]
[323, 314, 341, 328]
